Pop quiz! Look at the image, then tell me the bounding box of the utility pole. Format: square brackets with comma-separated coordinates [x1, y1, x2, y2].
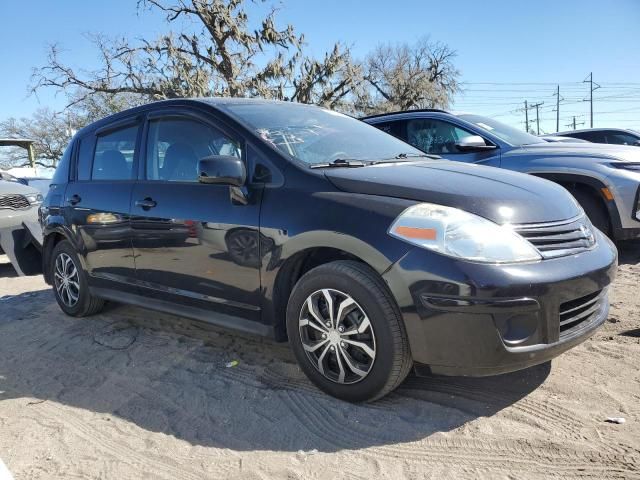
[566, 116, 585, 131]
[552, 85, 563, 132]
[530, 101, 544, 135]
[583, 72, 600, 128]
[524, 100, 529, 132]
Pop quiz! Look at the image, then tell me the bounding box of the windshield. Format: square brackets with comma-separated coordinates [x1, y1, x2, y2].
[222, 102, 425, 165]
[457, 114, 546, 146]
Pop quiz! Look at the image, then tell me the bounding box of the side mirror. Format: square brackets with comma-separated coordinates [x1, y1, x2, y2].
[198, 155, 246, 187]
[455, 135, 497, 152]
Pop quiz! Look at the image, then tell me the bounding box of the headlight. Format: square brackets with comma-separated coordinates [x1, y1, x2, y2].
[25, 193, 43, 205]
[389, 203, 542, 263]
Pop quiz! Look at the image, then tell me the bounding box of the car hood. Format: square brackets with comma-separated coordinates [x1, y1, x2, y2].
[518, 142, 640, 162]
[0, 179, 40, 196]
[324, 160, 581, 224]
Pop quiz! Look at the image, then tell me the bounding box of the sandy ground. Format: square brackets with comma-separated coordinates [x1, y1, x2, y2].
[0, 245, 639, 480]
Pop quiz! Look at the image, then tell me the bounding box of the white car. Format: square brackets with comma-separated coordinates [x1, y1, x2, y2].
[0, 179, 43, 275]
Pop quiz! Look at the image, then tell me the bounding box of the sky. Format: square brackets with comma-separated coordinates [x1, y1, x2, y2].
[1, 0, 639, 135]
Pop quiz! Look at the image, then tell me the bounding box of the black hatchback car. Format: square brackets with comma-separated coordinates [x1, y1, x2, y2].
[41, 99, 618, 402]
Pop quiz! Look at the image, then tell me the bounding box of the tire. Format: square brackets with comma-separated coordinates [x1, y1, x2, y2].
[50, 240, 105, 317]
[286, 260, 412, 402]
[570, 188, 612, 237]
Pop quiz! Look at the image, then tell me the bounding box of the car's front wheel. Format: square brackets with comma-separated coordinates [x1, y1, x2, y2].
[286, 260, 412, 402]
[570, 188, 612, 238]
[50, 240, 105, 317]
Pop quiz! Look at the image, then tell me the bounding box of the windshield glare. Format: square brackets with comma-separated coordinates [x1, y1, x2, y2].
[222, 103, 424, 165]
[457, 114, 546, 146]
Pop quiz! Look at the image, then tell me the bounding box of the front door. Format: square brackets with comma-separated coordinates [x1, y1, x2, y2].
[391, 117, 501, 166]
[64, 120, 140, 291]
[130, 113, 262, 323]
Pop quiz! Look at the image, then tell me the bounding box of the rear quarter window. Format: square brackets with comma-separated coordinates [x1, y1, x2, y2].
[51, 141, 73, 185]
[76, 135, 96, 181]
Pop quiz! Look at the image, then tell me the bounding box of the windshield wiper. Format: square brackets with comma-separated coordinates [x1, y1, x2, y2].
[394, 152, 441, 159]
[369, 152, 441, 165]
[309, 158, 369, 169]
[309, 153, 440, 169]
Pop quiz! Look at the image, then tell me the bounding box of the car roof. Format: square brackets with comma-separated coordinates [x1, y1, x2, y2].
[73, 97, 328, 138]
[360, 108, 450, 120]
[556, 127, 640, 136]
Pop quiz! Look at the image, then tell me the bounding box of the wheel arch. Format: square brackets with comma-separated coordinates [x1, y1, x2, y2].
[530, 172, 622, 232]
[265, 235, 398, 342]
[42, 225, 81, 284]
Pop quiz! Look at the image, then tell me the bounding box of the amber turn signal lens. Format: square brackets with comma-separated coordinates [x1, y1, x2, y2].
[601, 188, 614, 201]
[394, 226, 437, 240]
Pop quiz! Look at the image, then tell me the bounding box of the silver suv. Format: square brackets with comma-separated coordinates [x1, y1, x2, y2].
[0, 179, 43, 275]
[364, 110, 640, 241]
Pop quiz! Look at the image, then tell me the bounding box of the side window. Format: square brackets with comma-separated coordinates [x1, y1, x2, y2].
[92, 125, 138, 180]
[404, 119, 476, 154]
[76, 135, 95, 181]
[573, 131, 605, 143]
[606, 132, 639, 146]
[373, 121, 403, 139]
[145, 117, 242, 182]
[51, 141, 73, 185]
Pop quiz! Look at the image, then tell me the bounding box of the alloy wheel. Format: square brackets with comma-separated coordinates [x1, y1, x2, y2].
[53, 252, 80, 307]
[298, 288, 376, 384]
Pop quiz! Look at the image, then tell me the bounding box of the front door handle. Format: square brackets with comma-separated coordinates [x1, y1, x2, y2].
[135, 197, 157, 210]
[68, 194, 81, 205]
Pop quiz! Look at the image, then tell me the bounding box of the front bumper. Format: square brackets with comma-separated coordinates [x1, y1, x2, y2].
[0, 206, 42, 275]
[606, 171, 640, 239]
[383, 230, 618, 376]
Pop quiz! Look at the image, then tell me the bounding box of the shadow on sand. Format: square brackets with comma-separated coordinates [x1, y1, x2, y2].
[0, 288, 550, 453]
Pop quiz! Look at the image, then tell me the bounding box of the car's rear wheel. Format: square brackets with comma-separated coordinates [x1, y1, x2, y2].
[51, 240, 105, 317]
[286, 260, 412, 402]
[570, 188, 612, 237]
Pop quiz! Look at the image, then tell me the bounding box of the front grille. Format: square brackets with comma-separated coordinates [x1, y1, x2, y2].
[559, 289, 606, 336]
[513, 215, 596, 259]
[0, 194, 30, 210]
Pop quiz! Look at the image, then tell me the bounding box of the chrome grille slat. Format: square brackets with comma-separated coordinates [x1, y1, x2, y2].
[525, 231, 589, 243]
[541, 248, 593, 259]
[559, 289, 606, 336]
[513, 214, 595, 259]
[0, 194, 30, 210]
[560, 293, 601, 316]
[560, 301, 602, 327]
[536, 239, 593, 251]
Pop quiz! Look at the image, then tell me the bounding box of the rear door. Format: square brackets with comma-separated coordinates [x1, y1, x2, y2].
[64, 117, 141, 291]
[130, 109, 263, 323]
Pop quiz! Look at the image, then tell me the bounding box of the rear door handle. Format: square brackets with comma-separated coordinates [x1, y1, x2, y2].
[135, 197, 157, 210]
[68, 194, 81, 205]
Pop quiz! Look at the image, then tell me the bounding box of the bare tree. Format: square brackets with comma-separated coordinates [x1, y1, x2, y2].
[32, 0, 362, 109]
[360, 37, 460, 114]
[0, 108, 82, 169]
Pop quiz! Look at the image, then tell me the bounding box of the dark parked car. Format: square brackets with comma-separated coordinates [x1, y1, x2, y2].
[41, 99, 617, 402]
[555, 128, 640, 147]
[363, 111, 640, 241]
